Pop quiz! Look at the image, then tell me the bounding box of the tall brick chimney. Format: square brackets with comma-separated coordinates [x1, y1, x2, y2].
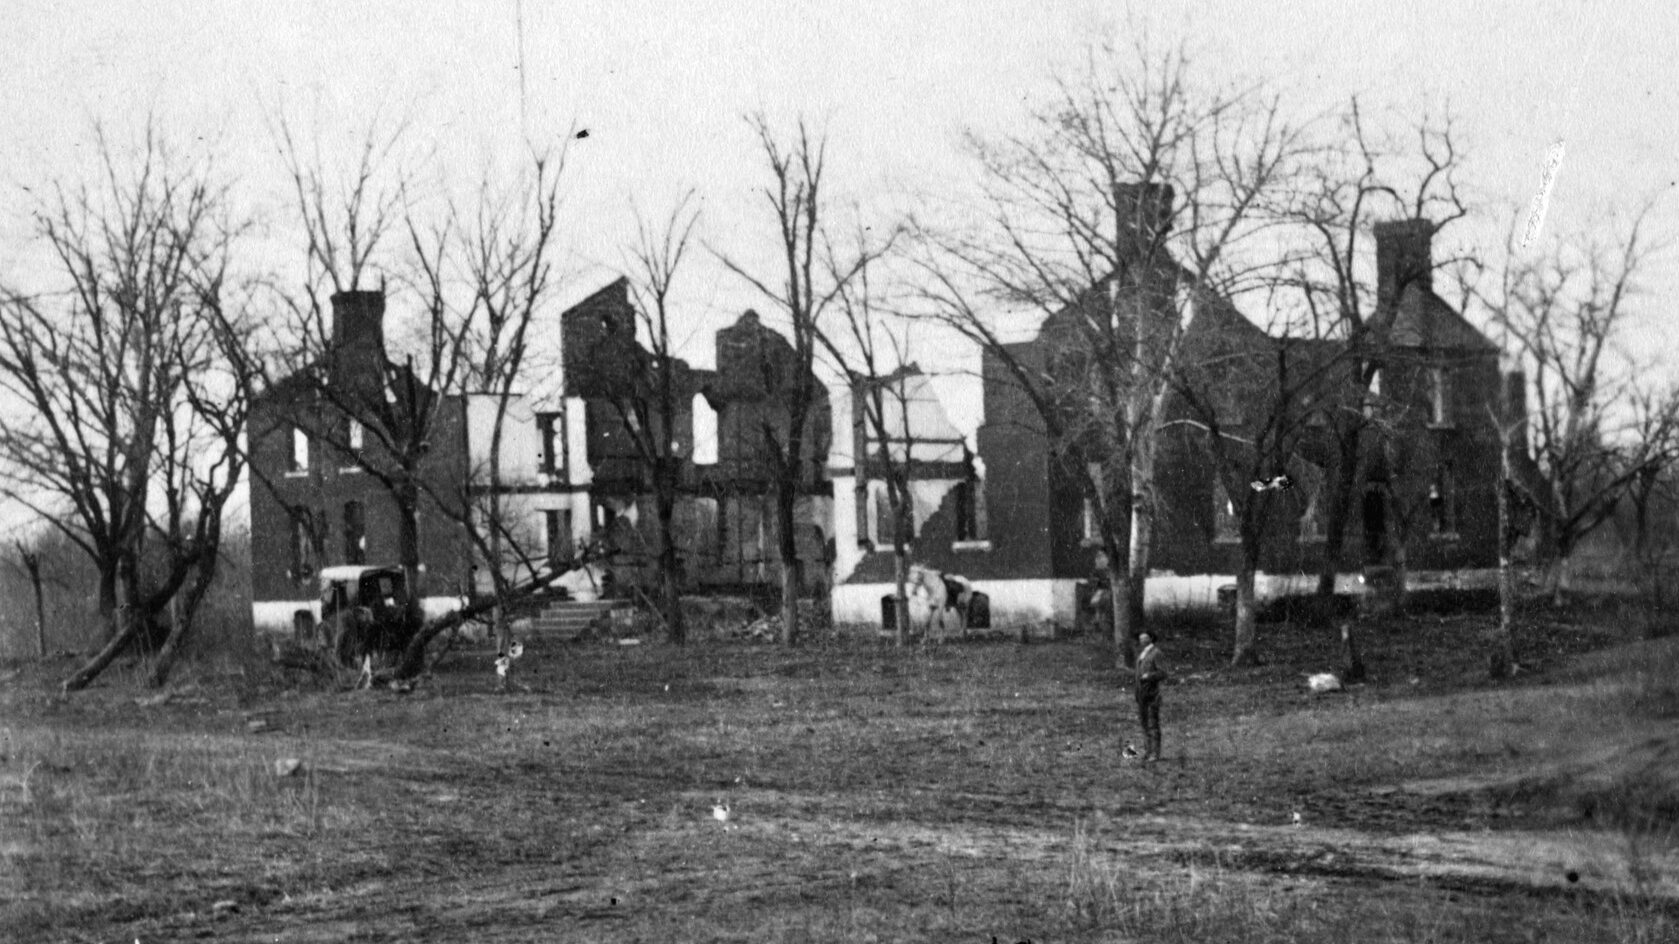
[1115, 181, 1174, 255]
[329, 290, 387, 391]
[560, 278, 638, 397]
[1374, 218, 1435, 311]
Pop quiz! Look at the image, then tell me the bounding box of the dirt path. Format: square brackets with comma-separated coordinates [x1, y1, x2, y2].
[12, 624, 1676, 942]
[141, 760, 1677, 943]
[729, 785, 1679, 899]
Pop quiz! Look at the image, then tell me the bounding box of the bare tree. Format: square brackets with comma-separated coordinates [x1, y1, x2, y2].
[0, 126, 253, 690]
[138, 247, 259, 688]
[273, 110, 413, 296]
[266, 121, 580, 678]
[718, 115, 887, 645]
[1489, 390, 1525, 678]
[1476, 201, 1671, 603]
[1284, 101, 1469, 597]
[916, 38, 1303, 665]
[1618, 384, 1679, 608]
[809, 223, 919, 645]
[427, 148, 567, 657]
[264, 115, 444, 653]
[8, 541, 47, 658]
[615, 191, 703, 644]
[1171, 327, 1341, 664]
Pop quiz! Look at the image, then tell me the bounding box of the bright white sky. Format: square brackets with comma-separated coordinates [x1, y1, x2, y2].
[2, 0, 1676, 434]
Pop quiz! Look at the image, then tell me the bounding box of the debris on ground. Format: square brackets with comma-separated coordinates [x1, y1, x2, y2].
[1305, 672, 1344, 694]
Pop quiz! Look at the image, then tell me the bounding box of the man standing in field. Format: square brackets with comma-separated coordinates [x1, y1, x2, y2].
[1135, 631, 1169, 763]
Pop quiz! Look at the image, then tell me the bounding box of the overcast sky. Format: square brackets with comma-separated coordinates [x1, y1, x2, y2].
[3, 0, 1675, 419]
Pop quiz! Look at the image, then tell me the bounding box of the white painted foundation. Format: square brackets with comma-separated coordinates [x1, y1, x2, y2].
[252, 595, 466, 636]
[832, 568, 1494, 632]
[832, 578, 1065, 637]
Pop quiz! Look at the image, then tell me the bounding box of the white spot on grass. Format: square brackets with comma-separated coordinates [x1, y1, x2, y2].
[1306, 672, 1343, 694]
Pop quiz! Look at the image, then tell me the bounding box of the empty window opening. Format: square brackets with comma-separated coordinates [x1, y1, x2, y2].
[291, 513, 318, 580]
[1431, 461, 1459, 535]
[343, 500, 366, 565]
[290, 426, 310, 473]
[1430, 368, 1452, 426]
[954, 480, 982, 542]
[545, 509, 573, 564]
[691, 394, 718, 465]
[537, 412, 563, 474]
[1213, 482, 1240, 543]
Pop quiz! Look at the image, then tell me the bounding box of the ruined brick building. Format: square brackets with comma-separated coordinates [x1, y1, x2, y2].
[559, 279, 833, 594]
[831, 192, 1508, 633]
[249, 200, 1510, 636]
[248, 283, 833, 631]
[248, 291, 479, 630]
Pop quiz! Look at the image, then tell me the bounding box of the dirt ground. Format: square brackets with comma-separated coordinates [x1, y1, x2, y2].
[3, 605, 1677, 943]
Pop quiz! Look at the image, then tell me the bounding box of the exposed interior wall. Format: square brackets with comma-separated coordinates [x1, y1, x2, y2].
[463, 393, 540, 485]
[565, 396, 591, 486]
[829, 473, 863, 584]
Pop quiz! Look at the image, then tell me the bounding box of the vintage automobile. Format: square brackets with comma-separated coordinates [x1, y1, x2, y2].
[312, 565, 418, 665]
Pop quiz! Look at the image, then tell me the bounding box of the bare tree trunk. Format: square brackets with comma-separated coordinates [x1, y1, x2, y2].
[1391, 537, 1410, 613]
[396, 481, 426, 633]
[1109, 553, 1136, 669]
[1231, 547, 1260, 666]
[1533, 512, 1567, 607]
[656, 479, 685, 644]
[1127, 495, 1151, 636]
[96, 561, 119, 642]
[16, 545, 45, 658]
[32, 572, 46, 659]
[488, 434, 510, 655]
[776, 486, 801, 645]
[146, 585, 205, 689]
[1491, 451, 1519, 678]
[1316, 432, 1361, 596]
[891, 496, 910, 647]
[63, 572, 135, 692]
[1340, 621, 1366, 681]
[892, 553, 910, 647]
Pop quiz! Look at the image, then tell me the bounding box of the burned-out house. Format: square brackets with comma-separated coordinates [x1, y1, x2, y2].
[249, 291, 481, 631]
[560, 279, 833, 594]
[831, 197, 1507, 633]
[249, 282, 837, 632]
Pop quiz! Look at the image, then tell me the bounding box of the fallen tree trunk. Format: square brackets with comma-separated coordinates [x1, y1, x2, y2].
[390, 558, 581, 680]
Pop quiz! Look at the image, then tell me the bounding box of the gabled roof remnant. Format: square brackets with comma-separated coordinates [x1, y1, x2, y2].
[1374, 285, 1500, 353]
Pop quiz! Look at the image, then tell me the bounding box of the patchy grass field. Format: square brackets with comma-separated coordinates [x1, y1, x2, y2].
[3, 606, 1677, 943]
